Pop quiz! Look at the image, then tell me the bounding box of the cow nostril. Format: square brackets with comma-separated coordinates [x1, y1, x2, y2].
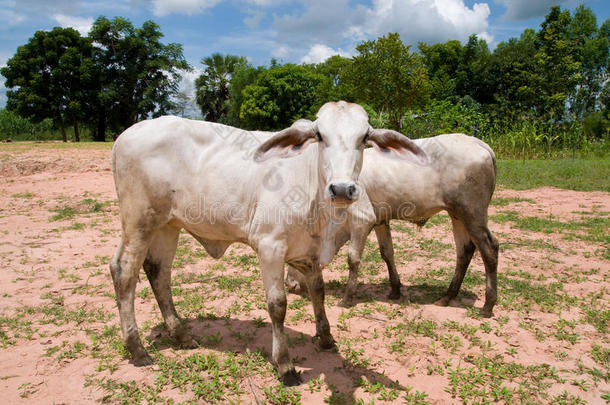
[329, 184, 337, 199]
[347, 184, 356, 199]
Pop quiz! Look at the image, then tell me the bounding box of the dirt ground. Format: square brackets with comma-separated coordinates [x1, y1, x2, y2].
[0, 143, 608, 404]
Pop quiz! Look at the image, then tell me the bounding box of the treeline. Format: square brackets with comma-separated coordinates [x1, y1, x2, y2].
[198, 5, 609, 158]
[1, 5, 609, 156]
[1, 17, 188, 142]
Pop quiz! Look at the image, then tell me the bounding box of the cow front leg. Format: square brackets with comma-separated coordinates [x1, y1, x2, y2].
[110, 235, 153, 366]
[304, 261, 335, 349]
[373, 222, 402, 300]
[143, 225, 197, 349]
[258, 240, 301, 386]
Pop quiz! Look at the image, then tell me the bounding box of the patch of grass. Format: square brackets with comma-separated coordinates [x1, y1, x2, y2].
[497, 159, 610, 192]
[0, 314, 36, 347]
[582, 308, 610, 334]
[446, 354, 564, 403]
[264, 384, 302, 405]
[490, 197, 536, 207]
[50, 206, 78, 221]
[11, 191, 34, 198]
[498, 274, 578, 313]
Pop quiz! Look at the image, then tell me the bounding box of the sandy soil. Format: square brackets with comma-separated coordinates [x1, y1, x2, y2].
[0, 143, 608, 404]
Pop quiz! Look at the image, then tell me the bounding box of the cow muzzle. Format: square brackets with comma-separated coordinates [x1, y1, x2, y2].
[327, 182, 359, 204]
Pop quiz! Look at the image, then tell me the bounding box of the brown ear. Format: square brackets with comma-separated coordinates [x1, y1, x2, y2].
[367, 128, 428, 164]
[254, 125, 317, 162]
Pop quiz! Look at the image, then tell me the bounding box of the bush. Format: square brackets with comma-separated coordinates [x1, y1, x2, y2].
[0, 109, 55, 140]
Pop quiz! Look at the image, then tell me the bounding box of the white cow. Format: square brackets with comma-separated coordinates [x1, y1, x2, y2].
[287, 133, 499, 317]
[109, 101, 426, 385]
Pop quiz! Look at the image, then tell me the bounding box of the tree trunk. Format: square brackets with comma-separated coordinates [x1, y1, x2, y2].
[94, 112, 106, 142]
[73, 121, 80, 142]
[59, 116, 67, 142]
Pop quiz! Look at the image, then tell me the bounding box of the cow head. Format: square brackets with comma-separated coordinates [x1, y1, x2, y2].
[254, 101, 425, 205]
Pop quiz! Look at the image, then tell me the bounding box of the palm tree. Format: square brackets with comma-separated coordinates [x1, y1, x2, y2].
[195, 53, 247, 121]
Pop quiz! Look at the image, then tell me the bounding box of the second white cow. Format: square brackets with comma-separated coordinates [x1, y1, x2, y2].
[287, 133, 499, 317]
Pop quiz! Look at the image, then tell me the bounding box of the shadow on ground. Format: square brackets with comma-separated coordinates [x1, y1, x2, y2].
[146, 317, 403, 402]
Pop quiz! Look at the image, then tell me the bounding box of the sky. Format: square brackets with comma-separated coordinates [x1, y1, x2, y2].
[0, 0, 608, 111]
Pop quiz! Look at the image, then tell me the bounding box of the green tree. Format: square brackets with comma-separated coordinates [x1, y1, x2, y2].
[195, 53, 247, 122]
[455, 34, 493, 104]
[419, 40, 462, 100]
[312, 55, 355, 102]
[89, 16, 190, 140]
[1, 27, 95, 142]
[534, 6, 580, 120]
[567, 5, 609, 119]
[488, 29, 540, 122]
[225, 63, 264, 126]
[343, 33, 430, 130]
[239, 64, 325, 130]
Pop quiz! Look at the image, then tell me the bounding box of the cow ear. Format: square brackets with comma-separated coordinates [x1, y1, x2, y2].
[254, 125, 317, 162]
[367, 128, 428, 164]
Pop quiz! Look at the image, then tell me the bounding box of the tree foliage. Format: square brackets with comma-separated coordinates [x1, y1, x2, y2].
[1, 27, 95, 141]
[238, 64, 326, 130]
[343, 33, 430, 130]
[195, 53, 247, 122]
[89, 16, 190, 140]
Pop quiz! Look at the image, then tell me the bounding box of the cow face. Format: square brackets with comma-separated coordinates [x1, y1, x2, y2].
[254, 101, 426, 206]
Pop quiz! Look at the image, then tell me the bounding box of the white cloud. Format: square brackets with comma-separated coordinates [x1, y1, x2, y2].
[0, 2, 25, 27]
[244, 9, 264, 29]
[173, 68, 201, 117]
[300, 44, 352, 64]
[273, 0, 492, 49]
[495, 0, 568, 21]
[272, 45, 289, 59]
[53, 14, 94, 35]
[150, 0, 222, 17]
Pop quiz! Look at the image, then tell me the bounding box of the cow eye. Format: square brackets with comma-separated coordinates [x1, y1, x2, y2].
[316, 132, 323, 142]
[362, 134, 369, 144]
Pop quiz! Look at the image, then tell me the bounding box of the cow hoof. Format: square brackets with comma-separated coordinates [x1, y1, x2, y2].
[434, 296, 450, 307]
[179, 336, 199, 350]
[280, 368, 302, 386]
[313, 334, 336, 350]
[132, 352, 154, 367]
[388, 290, 401, 300]
[339, 297, 353, 308]
[480, 308, 494, 318]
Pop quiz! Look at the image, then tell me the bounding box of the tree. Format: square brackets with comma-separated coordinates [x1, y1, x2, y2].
[534, 6, 580, 121]
[224, 64, 264, 127]
[488, 29, 541, 122]
[1, 27, 95, 142]
[312, 55, 355, 102]
[239, 64, 325, 130]
[195, 53, 247, 122]
[419, 40, 463, 100]
[455, 35, 493, 104]
[567, 6, 609, 119]
[343, 33, 430, 130]
[89, 17, 190, 140]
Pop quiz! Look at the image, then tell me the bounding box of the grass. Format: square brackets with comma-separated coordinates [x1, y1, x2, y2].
[497, 158, 610, 192]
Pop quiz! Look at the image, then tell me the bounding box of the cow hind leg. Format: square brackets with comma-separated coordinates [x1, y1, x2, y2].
[143, 225, 197, 349]
[303, 261, 335, 350]
[468, 224, 499, 318]
[341, 229, 368, 307]
[435, 217, 476, 307]
[373, 222, 402, 300]
[110, 233, 154, 366]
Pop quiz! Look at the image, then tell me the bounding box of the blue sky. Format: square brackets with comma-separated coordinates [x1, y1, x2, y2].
[0, 0, 608, 110]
